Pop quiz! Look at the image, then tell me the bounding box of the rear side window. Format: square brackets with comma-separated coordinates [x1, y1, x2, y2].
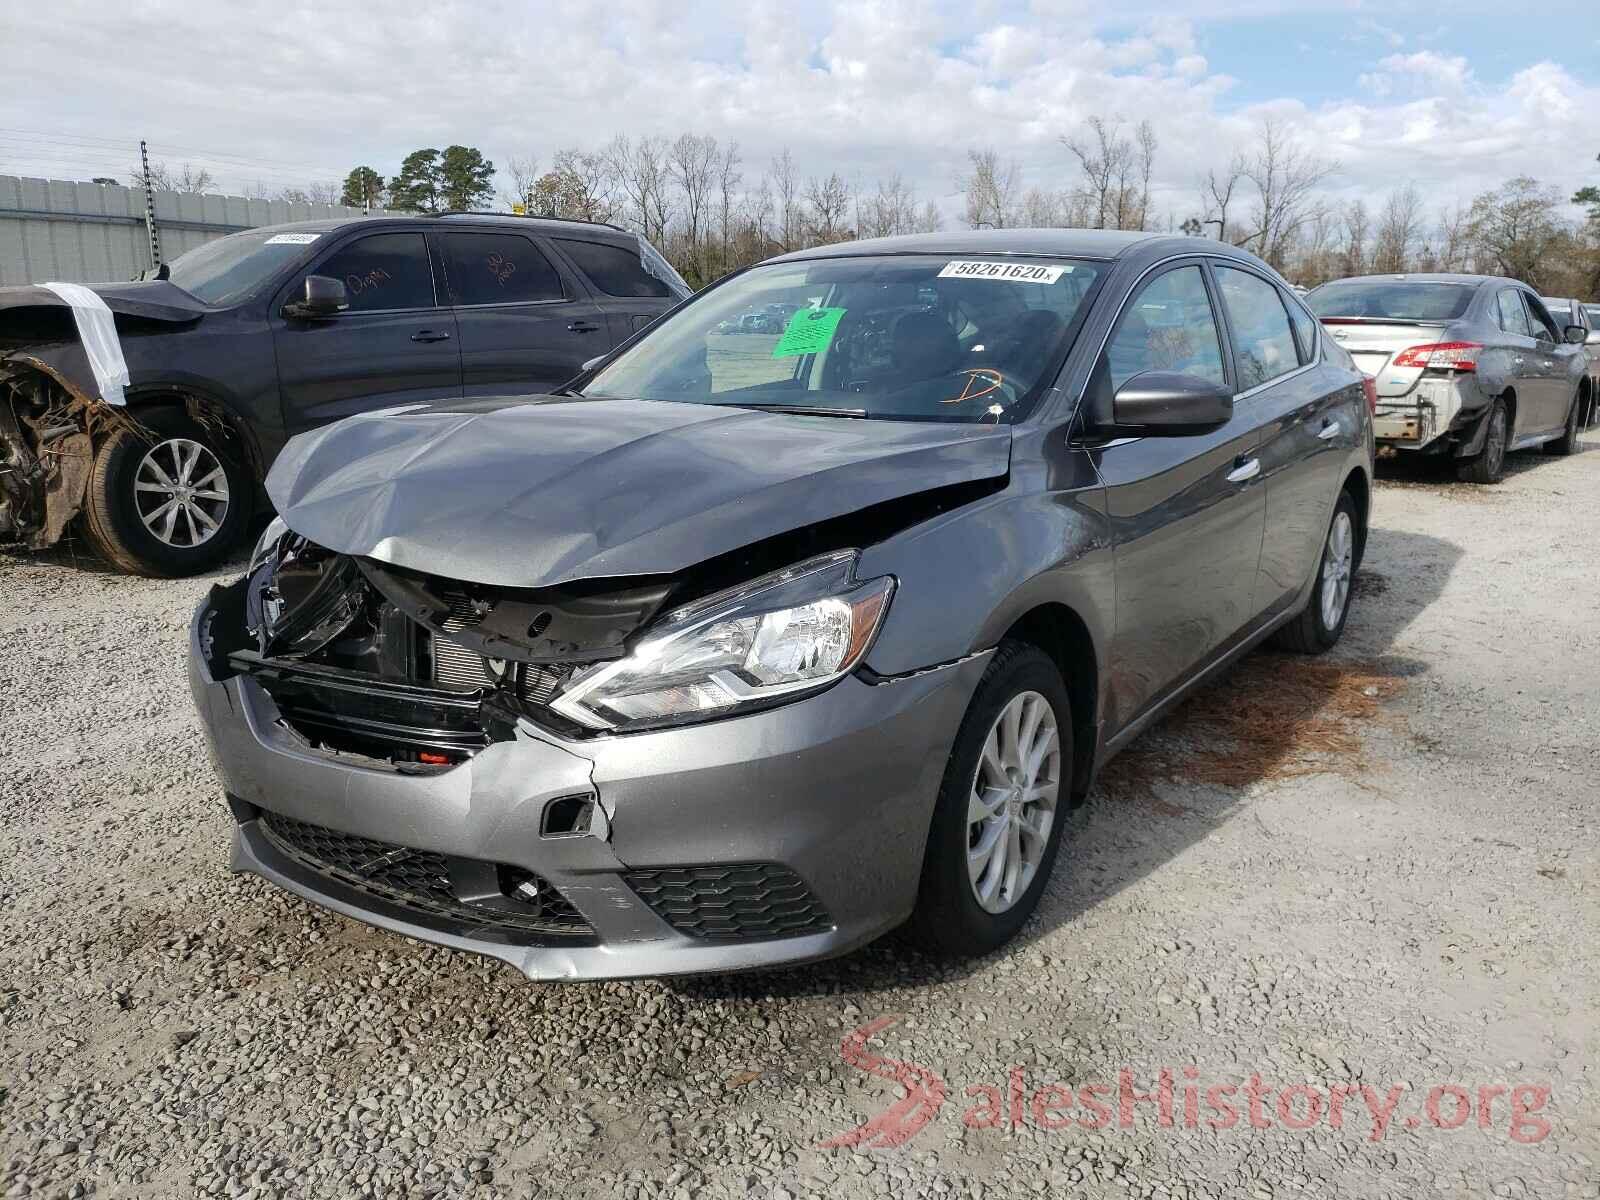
[1496, 290, 1532, 337]
[315, 233, 436, 312]
[1106, 264, 1226, 391]
[556, 238, 675, 298]
[1284, 291, 1319, 364]
[439, 232, 565, 306]
[1215, 266, 1300, 391]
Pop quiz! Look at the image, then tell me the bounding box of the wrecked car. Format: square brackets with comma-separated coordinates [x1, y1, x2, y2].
[0, 214, 688, 575]
[1306, 274, 1591, 483]
[190, 230, 1374, 980]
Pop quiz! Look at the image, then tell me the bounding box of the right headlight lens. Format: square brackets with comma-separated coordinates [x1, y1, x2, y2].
[550, 550, 894, 731]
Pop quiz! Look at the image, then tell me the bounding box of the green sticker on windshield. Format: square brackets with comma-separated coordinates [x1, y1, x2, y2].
[772, 306, 845, 358]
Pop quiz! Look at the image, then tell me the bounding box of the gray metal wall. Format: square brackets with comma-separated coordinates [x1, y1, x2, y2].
[0, 175, 395, 286]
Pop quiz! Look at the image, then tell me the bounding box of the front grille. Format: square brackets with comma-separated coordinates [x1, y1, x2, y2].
[258, 812, 591, 940]
[624, 864, 834, 941]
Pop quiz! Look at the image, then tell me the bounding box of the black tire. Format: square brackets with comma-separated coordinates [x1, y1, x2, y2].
[1272, 490, 1359, 655]
[904, 642, 1073, 958]
[81, 409, 252, 577]
[1545, 388, 1582, 456]
[1456, 398, 1508, 484]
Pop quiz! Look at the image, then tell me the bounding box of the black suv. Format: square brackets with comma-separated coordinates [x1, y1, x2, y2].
[0, 214, 687, 575]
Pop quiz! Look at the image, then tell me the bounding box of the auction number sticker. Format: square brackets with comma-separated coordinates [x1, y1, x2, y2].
[938, 260, 1069, 283]
[264, 233, 322, 245]
[773, 306, 847, 358]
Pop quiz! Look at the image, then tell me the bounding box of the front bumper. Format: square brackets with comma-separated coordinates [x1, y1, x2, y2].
[188, 598, 987, 980]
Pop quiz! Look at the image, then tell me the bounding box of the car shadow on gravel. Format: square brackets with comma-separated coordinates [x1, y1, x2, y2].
[1375, 438, 1590, 492]
[670, 525, 1463, 1003]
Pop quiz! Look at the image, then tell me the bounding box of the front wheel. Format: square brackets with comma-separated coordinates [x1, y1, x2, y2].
[81, 410, 252, 576]
[904, 642, 1072, 958]
[1272, 490, 1358, 655]
[1545, 388, 1583, 456]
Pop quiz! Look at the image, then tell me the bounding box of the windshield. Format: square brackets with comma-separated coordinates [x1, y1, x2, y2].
[1306, 280, 1474, 323]
[167, 229, 323, 306]
[579, 254, 1107, 423]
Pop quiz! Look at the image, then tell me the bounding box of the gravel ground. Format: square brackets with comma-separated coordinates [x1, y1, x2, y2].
[2, 443, 1597, 1200]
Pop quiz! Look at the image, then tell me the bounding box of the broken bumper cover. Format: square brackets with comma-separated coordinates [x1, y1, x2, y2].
[189, 598, 987, 980]
[1372, 375, 1482, 451]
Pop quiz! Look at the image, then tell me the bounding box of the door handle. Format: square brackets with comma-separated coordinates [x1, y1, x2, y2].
[1226, 456, 1261, 484]
[1317, 419, 1341, 441]
[567, 320, 601, 333]
[410, 330, 451, 343]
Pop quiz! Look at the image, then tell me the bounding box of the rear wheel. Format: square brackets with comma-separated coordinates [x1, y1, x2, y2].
[1545, 387, 1583, 456]
[1272, 490, 1358, 655]
[1456, 398, 1508, 484]
[81, 409, 252, 576]
[905, 642, 1072, 957]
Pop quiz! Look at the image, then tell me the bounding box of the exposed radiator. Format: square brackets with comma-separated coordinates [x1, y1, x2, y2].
[425, 590, 570, 704]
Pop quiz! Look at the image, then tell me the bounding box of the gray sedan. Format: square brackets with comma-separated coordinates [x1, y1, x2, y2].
[191, 230, 1373, 980]
[1307, 274, 1591, 482]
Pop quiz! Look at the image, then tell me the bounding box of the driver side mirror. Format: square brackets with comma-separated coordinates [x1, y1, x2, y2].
[1563, 324, 1587, 346]
[283, 275, 348, 320]
[1101, 371, 1234, 437]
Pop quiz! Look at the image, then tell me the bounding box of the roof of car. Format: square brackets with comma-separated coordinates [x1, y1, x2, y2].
[226, 214, 634, 240]
[1315, 273, 1512, 288]
[764, 228, 1267, 266]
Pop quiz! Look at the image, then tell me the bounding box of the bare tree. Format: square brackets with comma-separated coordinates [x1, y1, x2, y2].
[500, 155, 540, 210]
[803, 172, 852, 243]
[1237, 117, 1338, 270]
[129, 161, 216, 194]
[960, 148, 1021, 229]
[714, 141, 743, 276]
[914, 200, 945, 233]
[606, 135, 673, 243]
[1466, 176, 1567, 287]
[1342, 200, 1370, 277]
[1433, 203, 1471, 272]
[1371, 185, 1423, 273]
[770, 148, 801, 252]
[1132, 120, 1158, 231]
[1062, 116, 1155, 230]
[859, 172, 920, 238]
[1201, 153, 1248, 241]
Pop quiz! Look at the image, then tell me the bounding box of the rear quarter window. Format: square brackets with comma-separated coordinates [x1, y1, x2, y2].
[555, 238, 674, 299]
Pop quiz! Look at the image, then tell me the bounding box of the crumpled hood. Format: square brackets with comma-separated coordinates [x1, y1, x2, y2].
[267, 397, 1013, 588]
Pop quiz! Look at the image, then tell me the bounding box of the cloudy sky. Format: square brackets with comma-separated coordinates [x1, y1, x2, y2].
[2, 0, 1597, 224]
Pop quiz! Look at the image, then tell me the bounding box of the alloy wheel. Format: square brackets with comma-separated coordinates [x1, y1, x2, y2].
[1320, 510, 1354, 630]
[133, 437, 230, 548]
[967, 690, 1061, 914]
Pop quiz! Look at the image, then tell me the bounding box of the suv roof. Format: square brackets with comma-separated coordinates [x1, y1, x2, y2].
[235, 213, 636, 243]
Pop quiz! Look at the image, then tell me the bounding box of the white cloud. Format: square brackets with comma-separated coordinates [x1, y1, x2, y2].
[0, 0, 1592, 228]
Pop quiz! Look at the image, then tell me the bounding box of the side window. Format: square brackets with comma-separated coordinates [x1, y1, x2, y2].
[314, 233, 436, 312]
[439, 232, 565, 306]
[1496, 289, 1532, 337]
[555, 238, 674, 298]
[1284, 290, 1319, 364]
[1520, 293, 1559, 343]
[1105, 265, 1226, 392]
[1214, 266, 1300, 391]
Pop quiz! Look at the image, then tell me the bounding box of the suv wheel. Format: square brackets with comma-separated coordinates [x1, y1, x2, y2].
[905, 642, 1072, 957]
[81, 410, 252, 576]
[1272, 490, 1358, 655]
[1457, 398, 1508, 484]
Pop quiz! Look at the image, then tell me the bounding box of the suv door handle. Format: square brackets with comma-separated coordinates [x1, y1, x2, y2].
[1317, 419, 1341, 441]
[568, 320, 601, 333]
[1226, 456, 1261, 484]
[410, 330, 451, 343]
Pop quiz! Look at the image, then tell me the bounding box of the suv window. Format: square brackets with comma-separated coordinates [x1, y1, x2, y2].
[439, 232, 565, 306]
[315, 232, 437, 312]
[1497, 289, 1533, 337]
[556, 238, 674, 298]
[1520, 293, 1560, 343]
[1106, 264, 1226, 391]
[1214, 266, 1299, 390]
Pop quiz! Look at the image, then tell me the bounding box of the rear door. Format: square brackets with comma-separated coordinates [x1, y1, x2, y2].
[1493, 287, 1550, 439]
[436, 229, 609, 395]
[1520, 292, 1577, 432]
[1213, 263, 1356, 619]
[1093, 260, 1266, 727]
[272, 230, 462, 435]
[547, 235, 679, 343]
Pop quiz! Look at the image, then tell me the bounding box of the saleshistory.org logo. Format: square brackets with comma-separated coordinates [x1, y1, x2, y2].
[818, 1017, 1554, 1150]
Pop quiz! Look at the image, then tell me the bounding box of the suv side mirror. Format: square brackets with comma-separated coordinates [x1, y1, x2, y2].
[1107, 371, 1234, 436]
[1563, 324, 1587, 346]
[283, 275, 348, 319]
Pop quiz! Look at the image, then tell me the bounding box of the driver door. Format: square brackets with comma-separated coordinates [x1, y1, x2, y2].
[1090, 260, 1266, 731]
[271, 230, 462, 435]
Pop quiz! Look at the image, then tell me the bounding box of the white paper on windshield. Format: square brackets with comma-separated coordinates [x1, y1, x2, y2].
[938, 260, 1070, 284]
[40, 282, 129, 406]
[264, 233, 321, 245]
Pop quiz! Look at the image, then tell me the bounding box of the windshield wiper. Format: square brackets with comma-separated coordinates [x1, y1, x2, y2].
[711, 402, 870, 419]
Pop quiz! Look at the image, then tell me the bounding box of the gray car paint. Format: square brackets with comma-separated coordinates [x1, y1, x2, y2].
[193, 230, 1375, 980]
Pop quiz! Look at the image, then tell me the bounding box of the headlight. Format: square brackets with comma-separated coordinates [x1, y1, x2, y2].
[248, 515, 288, 573]
[550, 550, 894, 731]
